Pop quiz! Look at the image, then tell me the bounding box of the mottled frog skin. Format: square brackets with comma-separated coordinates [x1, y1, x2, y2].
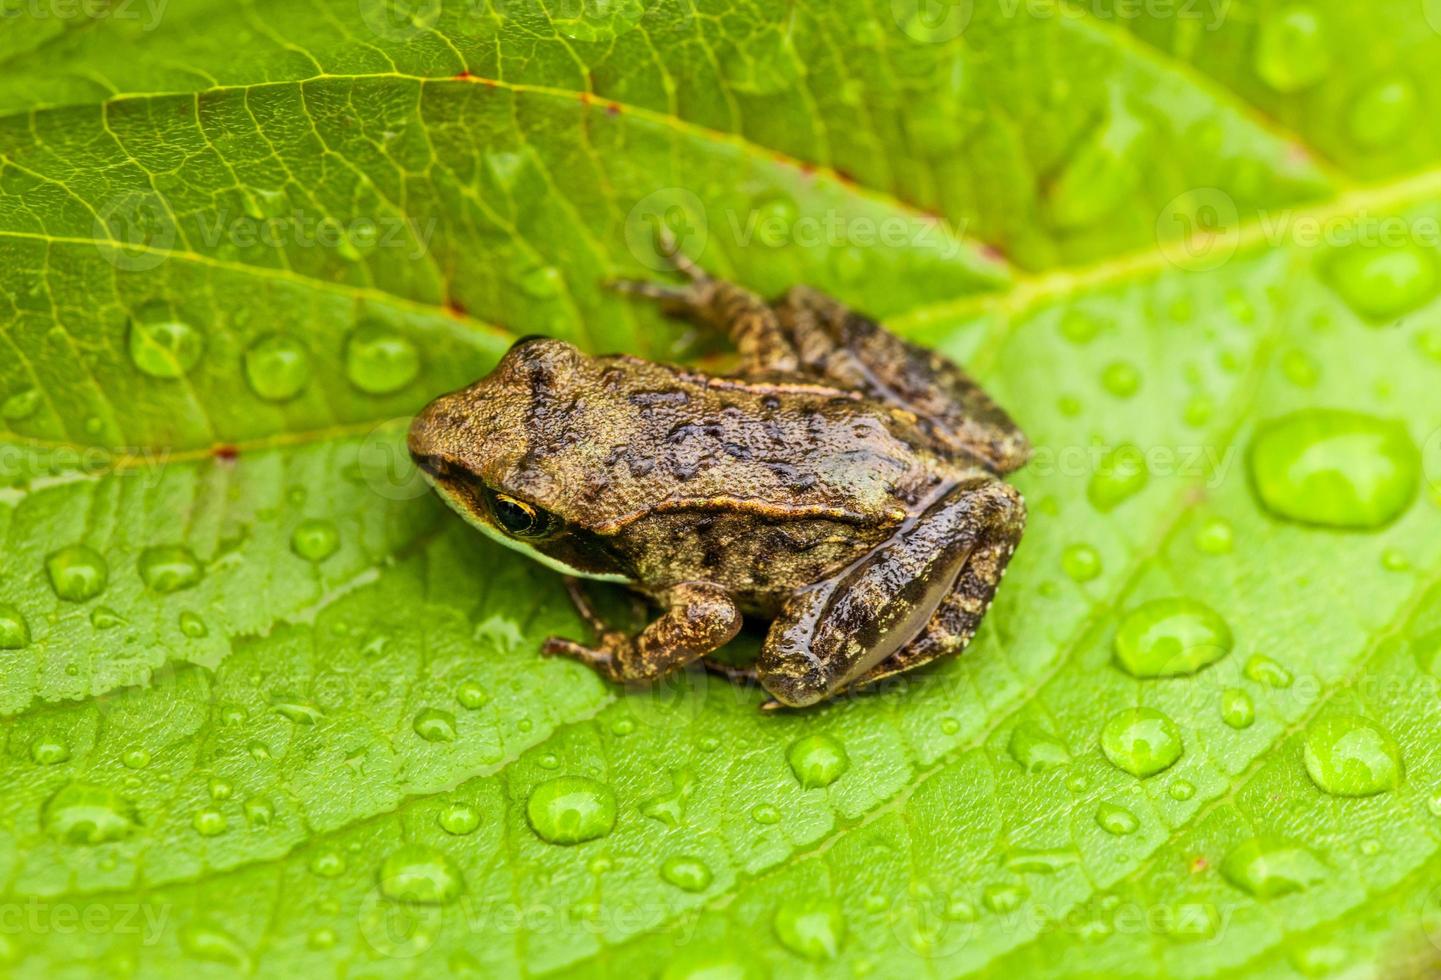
[408, 245, 1029, 707]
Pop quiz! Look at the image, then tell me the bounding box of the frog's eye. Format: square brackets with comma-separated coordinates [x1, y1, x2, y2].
[489, 492, 556, 538]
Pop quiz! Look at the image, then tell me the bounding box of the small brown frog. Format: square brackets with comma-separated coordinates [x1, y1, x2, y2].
[408, 243, 1029, 707]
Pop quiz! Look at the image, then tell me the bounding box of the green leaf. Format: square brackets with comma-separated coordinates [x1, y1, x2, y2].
[2, 2, 1441, 977]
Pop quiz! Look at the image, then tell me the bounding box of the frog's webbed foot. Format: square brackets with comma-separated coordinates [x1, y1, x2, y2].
[775, 287, 1030, 474]
[543, 581, 741, 685]
[755, 479, 1025, 708]
[609, 229, 802, 374]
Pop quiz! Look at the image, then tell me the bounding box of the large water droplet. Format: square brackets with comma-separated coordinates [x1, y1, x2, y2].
[290, 519, 339, 562]
[1254, 6, 1331, 93]
[0, 603, 31, 649]
[1323, 243, 1439, 321]
[1248, 410, 1418, 528]
[526, 776, 617, 845]
[244, 334, 311, 402]
[1008, 723, 1072, 773]
[1220, 836, 1327, 897]
[378, 843, 464, 905]
[1303, 715, 1403, 796]
[1347, 76, 1419, 149]
[772, 900, 845, 960]
[1100, 708, 1183, 777]
[128, 306, 203, 379]
[1095, 802, 1139, 836]
[1087, 444, 1149, 511]
[46, 545, 109, 602]
[413, 708, 457, 743]
[347, 323, 419, 395]
[660, 855, 713, 893]
[138, 545, 203, 593]
[42, 783, 139, 844]
[1114, 598, 1233, 678]
[786, 734, 849, 788]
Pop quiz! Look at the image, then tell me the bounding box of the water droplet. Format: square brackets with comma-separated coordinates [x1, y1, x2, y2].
[1168, 779, 1195, 801]
[138, 545, 203, 593]
[773, 900, 845, 960]
[1114, 598, 1233, 678]
[0, 604, 30, 649]
[1066, 772, 1090, 793]
[1, 387, 40, 421]
[1249, 410, 1418, 528]
[1003, 847, 1079, 874]
[307, 927, 337, 951]
[1280, 349, 1320, 387]
[290, 519, 339, 562]
[1303, 715, 1403, 796]
[1095, 802, 1139, 835]
[1008, 723, 1072, 773]
[378, 843, 464, 905]
[180, 923, 249, 969]
[243, 334, 311, 401]
[1183, 394, 1215, 428]
[1220, 836, 1327, 897]
[1381, 549, 1410, 571]
[751, 803, 781, 825]
[1221, 688, 1256, 729]
[177, 611, 208, 638]
[1059, 310, 1105, 344]
[244, 797, 274, 827]
[30, 736, 70, 765]
[660, 855, 713, 892]
[456, 681, 489, 709]
[1348, 76, 1418, 148]
[1061, 544, 1102, 583]
[208, 778, 232, 801]
[1087, 444, 1149, 511]
[526, 776, 617, 845]
[1100, 708, 1183, 778]
[1254, 5, 1331, 93]
[271, 695, 324, 725]
[46, 545, 108, 602]
[122, 747, 150, 769]
[1100, 361, 1141, 398]
[1323, 242, 1439, 321]
[42, 783, 139, 844]
[128, 307, 203, 378]
[982, 882, 1028, 913]
[309, 849, 347, 877]
[610, 717, 635, 736]
[786, 734, 849, 789]
[438, 802, 481, 836]
[413, 707, 457, 743]
[1193, 517, 1234, 554]
[346, 323, 419, 395]
[192, 807, 227, 837]
[90, 606, 124, 629]
[1244, 654, 1294, 688]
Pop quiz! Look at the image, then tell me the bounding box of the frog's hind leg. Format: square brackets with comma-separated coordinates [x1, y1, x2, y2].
[609, 230, 801, 374]
[756, 479, 1024, 708]
[775, 286, 1030, 473]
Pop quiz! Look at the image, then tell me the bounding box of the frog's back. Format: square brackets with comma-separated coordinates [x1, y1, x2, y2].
[576, 355, 949, 531]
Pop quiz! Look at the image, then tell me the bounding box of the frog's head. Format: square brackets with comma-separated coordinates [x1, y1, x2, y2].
[407, 336, 636, 584]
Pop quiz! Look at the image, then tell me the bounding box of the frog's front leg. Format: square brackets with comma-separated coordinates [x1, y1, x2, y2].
[543, 581, 741, 684]
[757, 480, 1024, 708]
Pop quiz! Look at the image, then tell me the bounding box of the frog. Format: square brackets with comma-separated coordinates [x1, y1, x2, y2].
[407, 238, 1029, 708]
